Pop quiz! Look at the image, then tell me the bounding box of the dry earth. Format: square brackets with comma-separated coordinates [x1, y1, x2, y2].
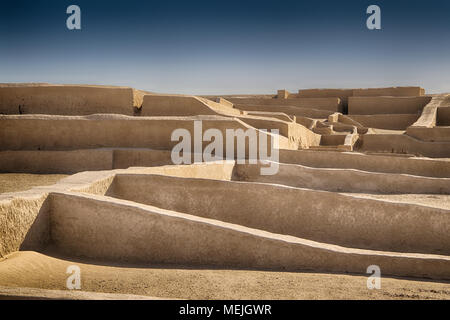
[1, 251, 449, 300]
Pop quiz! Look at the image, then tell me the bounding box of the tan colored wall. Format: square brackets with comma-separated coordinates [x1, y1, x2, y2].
[244, 111, 295, 122]
[409, 95, 448, 128]
[276, 89, 290, 99]
[0, 150, 113, 173]
[279, 149, 450, 178]
[297, 89, 354, 105]
[0, 85, 141, 115]
[236, 115, 320, 149]
[113, 149, 173, 169]
[353, 87, 424, 97]
[49, 191, 450, 280]
[347, 114, 419, 130]
[4, 148, 441, 177]
[120, 162, 236, 181]
[0, 114, 292, 153]
[437, 107, 450, 126]
[215, 97, 234, 108]
[235, 162, 450, 194]
[0, 195, 50, 257]
[297, 87, 425, 107]
[234, 104, 334, 118]
[0, 162, 235, 257]
[0, 83, 50, 87]
[359, 134, 450, 157]
[227, 97, 342, 112]
[406, 127, 450, 142]
[108, 174, 450, 255]
[140, 95, 240, 117]
[348, 96, 431, 115]
[319, 134, 346, 146]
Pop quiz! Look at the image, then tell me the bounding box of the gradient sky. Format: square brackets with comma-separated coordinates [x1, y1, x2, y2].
[0, 0, 449, 94]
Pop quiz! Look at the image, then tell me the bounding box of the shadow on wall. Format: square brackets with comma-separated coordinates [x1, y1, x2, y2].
[19, 198, 50, 252]
[437, 107, 450, 126]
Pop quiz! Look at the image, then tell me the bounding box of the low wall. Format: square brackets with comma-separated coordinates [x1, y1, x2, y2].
[140, 95, 240, 117]
[319, 134, 346, 146]
[0, 150, 113, 173]
[297, 87, 425, 106]
[406, 127, 450, 142]
[237, 116, 320, 149]
[49, 191, 450, 279]
[108, 174, 450, 255]
[437, 107, 450, 126]
[235, 162, 450, 194]
[226, 97, 342, 112]
[0, 195, 50, 257]
[0, 85, 142, 116]
[113, 149, 173, 169]
[359, 134, 450, 158]
[297, 89, 354, 105]
[235, 104, 334, 118]
[244, 111, 295, 122]
[348, 96, 431, 115]
[215, 97, 234, 108]
[409, 95, 449, 128]
[279, 149, 450, 178]
[353, 87, 424, 97]
[3, 148, 445, 177]
[347, 114, 419, 130]
[0, 162, 235, 257]
[0, 114, 292, 153]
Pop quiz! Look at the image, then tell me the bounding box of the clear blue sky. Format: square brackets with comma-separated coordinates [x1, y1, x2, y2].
[1, 0, 449, 94]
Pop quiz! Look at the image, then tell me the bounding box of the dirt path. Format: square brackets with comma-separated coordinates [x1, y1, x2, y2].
[1, 251, 449, 300]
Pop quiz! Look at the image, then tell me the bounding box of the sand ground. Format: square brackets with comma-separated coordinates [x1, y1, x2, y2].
[0, 173, 68, 194]
[0, 251, 449, 300]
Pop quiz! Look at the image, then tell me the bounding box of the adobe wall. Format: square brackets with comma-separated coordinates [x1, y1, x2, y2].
[0, 195, 50, 257]
[277, 89, 290, 99]
[113, 149, 173, 169]
[279, 149, 450, 178]
[0, 162, 235, 258]
[0, 114, 293, 152]
[353, 86, 424, 97]
[215, 97, 234, 108]
[0, 149, 113, 173]
[406, 127, 450, 142]
[409, 95, 448, 128]
[226, 97, 342, 112]
[437, 107, 450, 126]
[359, 134, 450, 157]
[236, 115, 321, 149]
[297, 89, 354, 105]
[49, 191, 450, 279]
[348, 96, 431, 115]
[297, 87, 425, 107]
[0, 85, 143, 116]
[140, 95, 241, 117]
[234, 162, 450, 194]
[2, 147, 447, 176]
[108, 174, 450, 255]
[347, 114, 419, 130]
[234, 104, 334, 118]
[244, 111, 295, 122]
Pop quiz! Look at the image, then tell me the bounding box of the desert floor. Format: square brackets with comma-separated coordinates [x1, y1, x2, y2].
[0, 251, 449, 300]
